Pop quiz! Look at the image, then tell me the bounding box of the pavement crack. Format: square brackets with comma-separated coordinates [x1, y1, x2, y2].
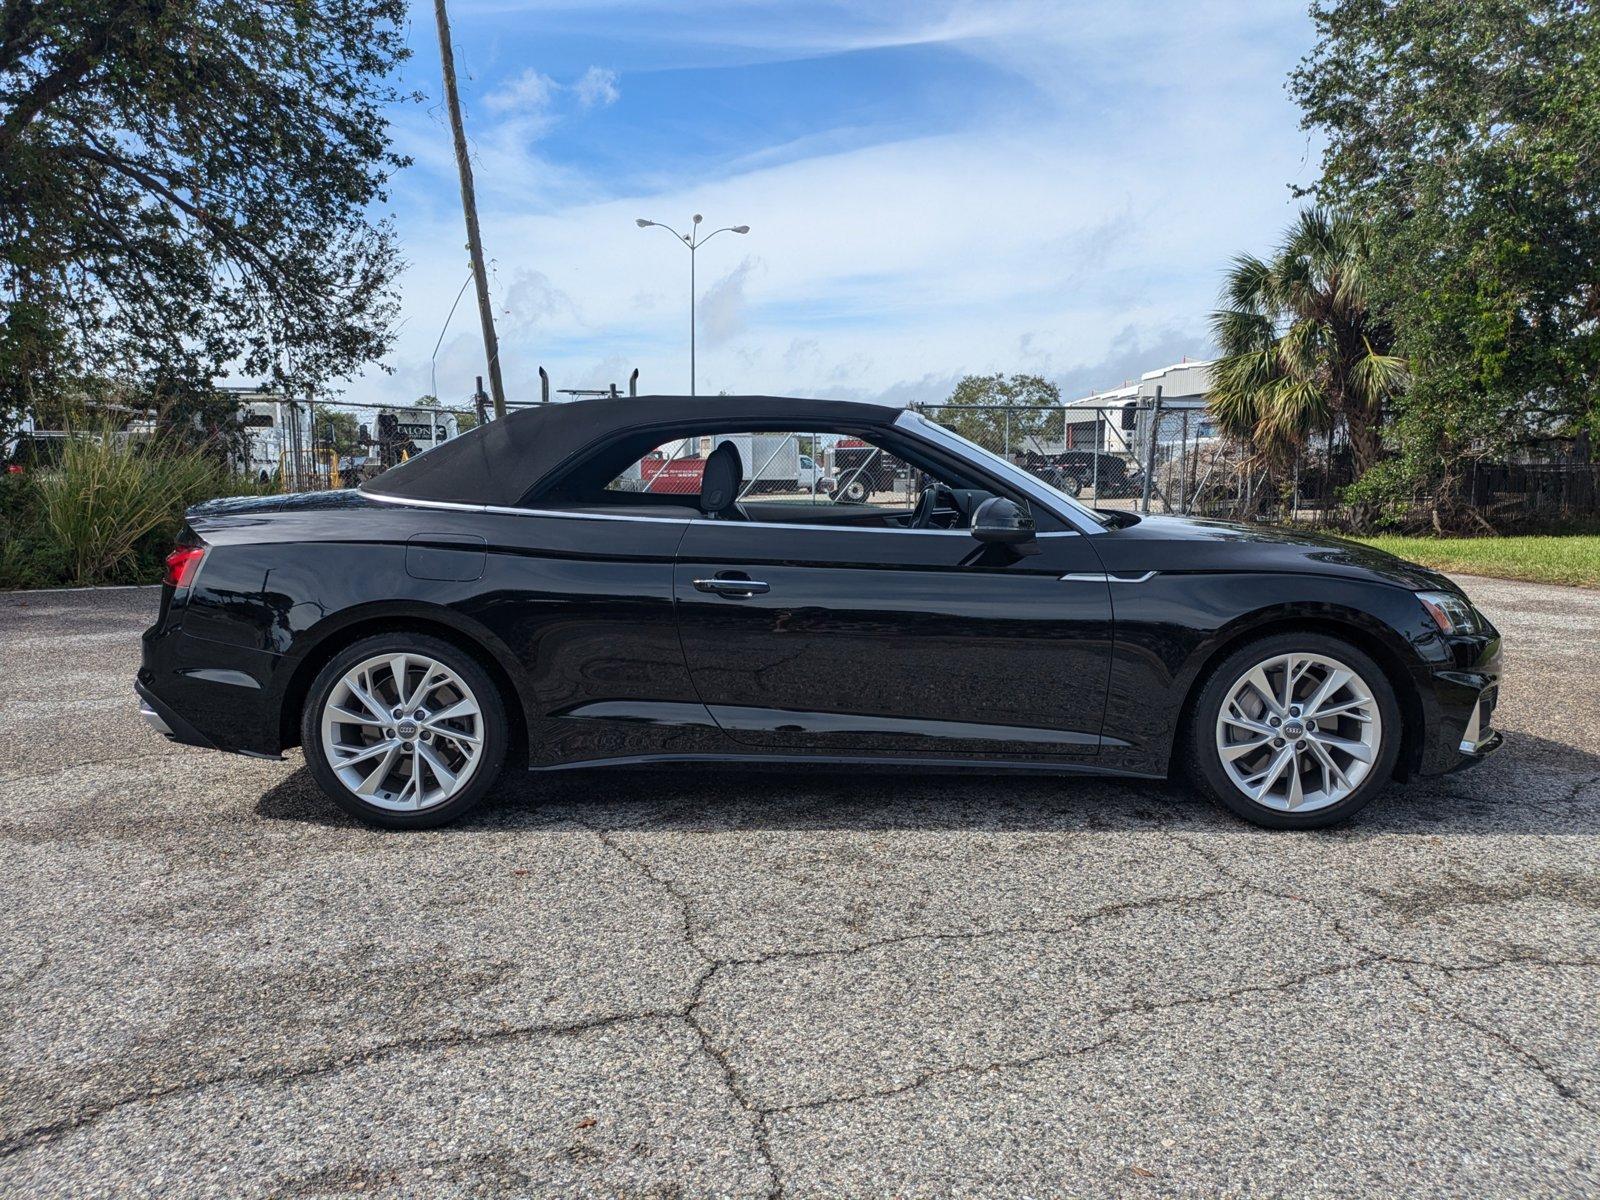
[763, 1028, 1130, 1118]
[1401, 971, 1598, 1115]
[575, 821, 783, 1197]
[582, 821, 715, 965]
[714, 887, 1239, 970]
[0, 1009, 678, 1161]
[762, 957, 1383, 1119]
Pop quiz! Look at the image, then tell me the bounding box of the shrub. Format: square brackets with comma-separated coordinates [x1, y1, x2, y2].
[0, 469, 71, 589]
[35, 430, 233, 585]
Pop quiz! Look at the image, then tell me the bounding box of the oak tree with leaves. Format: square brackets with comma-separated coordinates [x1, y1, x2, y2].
[0, 0, 412, 441]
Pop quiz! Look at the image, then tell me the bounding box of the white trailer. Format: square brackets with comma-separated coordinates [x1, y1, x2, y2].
[713, 432, 800, 492]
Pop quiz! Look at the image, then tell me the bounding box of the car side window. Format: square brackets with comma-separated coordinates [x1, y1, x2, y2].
[606, 432, 929, 512]
[584, 428, 1033, 531]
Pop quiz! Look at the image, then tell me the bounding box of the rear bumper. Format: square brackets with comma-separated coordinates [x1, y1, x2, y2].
[135, 680, 217, 750]
[138, 624, 288, 758]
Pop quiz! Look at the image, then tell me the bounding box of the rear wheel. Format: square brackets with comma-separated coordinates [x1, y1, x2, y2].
[1184, 633, 1401, 829]
[301, 633, 508, 829]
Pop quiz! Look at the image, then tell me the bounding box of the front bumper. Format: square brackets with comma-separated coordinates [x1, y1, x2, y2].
[1450, 684, 1503, 768]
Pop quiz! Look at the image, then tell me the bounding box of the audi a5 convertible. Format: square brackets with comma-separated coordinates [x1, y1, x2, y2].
[136, 395, 1502, 830]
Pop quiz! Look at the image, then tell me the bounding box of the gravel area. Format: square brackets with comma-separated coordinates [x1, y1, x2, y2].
[1, 576, 1597, 1197]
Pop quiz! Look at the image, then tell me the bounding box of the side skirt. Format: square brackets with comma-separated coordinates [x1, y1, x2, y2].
[525, 752, 1165, 781]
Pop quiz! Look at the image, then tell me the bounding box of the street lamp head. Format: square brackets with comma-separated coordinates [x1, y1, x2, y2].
[635, 218, 653, 228]
[692, 213, 703, 224]
[732, 225, 750, 234]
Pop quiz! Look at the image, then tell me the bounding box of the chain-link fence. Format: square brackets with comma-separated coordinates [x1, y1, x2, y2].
[908, 401, 1362, 525]
[909, 402, 1600, 529]
[241, 394, 1600, 529]
[236, 401, 480, 493]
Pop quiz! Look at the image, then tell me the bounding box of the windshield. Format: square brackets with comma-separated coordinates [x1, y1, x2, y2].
[894, 410, 1110, 528]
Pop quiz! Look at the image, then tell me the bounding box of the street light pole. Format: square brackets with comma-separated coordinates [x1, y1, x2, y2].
[635, 214, 749, 397]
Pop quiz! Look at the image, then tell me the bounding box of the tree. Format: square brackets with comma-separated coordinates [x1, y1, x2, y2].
[1291, 0, 1600, 520]
[315, 408, 362, 458]
[0, 0, 411, 436]
[1208, 208, 1405, 483]
[937, 373, 1061, 454]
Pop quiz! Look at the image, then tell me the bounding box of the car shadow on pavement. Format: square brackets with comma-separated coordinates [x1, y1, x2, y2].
[255, 731, 1600, 837]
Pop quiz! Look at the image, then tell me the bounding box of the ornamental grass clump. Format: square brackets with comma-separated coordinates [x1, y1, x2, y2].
[37, 429, 228, 585]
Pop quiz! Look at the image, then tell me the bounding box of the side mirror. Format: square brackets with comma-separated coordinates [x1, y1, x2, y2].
[971, 496, 1039, 554]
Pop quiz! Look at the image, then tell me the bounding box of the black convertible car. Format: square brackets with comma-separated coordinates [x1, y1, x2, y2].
[137, 395, 1502, 830]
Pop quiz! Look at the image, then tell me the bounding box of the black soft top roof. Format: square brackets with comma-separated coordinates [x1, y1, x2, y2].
[360, 394, 902, 507]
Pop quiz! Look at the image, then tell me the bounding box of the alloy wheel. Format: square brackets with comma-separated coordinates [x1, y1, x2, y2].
[1213, 651, 1382, 813]
[319, 652, 485, 811]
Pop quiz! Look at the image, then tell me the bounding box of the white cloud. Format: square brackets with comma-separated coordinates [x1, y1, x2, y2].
[342, 3, 1317, 409]
[573, 66, 620, 109]
[698, 258, 759, 347]
[485, 68, 558, 115]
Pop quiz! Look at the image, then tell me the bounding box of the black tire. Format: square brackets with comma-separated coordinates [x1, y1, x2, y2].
[1181, 631, 1402, 830]
[840, 477, 870, 504]
[300, 632, 508, 829]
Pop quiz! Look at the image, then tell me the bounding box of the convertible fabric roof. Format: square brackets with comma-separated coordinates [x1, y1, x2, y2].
[360, 394, 902, 507]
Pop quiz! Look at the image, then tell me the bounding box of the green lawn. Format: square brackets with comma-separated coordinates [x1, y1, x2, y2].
[1349, 534, 1600, 588]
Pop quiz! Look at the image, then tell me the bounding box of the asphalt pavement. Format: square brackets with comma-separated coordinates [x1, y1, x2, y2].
[1, 576, 1597, 1197]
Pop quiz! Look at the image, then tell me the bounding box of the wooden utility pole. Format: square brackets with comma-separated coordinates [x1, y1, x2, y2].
[433, 0, 507, 419]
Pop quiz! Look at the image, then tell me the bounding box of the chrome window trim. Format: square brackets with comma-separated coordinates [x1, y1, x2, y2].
[363, 488, 1083, 536]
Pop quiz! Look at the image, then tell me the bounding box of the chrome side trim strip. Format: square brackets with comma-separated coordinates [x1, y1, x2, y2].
[363, 491, 692, 524]
[1059, 570, 1158, 584]
[363, 489, 1082, 537]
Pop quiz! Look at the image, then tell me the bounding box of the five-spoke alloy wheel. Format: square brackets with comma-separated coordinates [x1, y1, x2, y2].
[302, 633, 507, 828]
[1186, 633, 1401, 828]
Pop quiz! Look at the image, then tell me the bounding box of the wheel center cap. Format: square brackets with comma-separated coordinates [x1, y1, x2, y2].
[1282, 719, 1305, 739]
[396, 719, 419, 739]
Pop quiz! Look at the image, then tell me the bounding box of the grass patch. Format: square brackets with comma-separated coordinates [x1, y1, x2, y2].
[1349, 534, 1600, 588]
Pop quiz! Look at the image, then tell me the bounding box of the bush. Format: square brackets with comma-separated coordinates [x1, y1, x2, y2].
[31, 431, 241, 586]
[0, 470, 71, 589]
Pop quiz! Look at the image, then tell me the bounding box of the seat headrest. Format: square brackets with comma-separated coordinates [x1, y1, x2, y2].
[699, 442, 743, 514]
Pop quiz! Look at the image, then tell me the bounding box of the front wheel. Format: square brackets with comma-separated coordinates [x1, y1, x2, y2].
[1183, 633, 1401, 829]
[301, 633, 508, 829]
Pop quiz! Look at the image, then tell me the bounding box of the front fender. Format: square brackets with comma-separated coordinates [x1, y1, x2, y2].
[1098, 572, 1439, 775]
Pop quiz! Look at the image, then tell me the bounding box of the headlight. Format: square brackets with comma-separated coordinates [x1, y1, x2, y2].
[1417, 590, 1481, 634]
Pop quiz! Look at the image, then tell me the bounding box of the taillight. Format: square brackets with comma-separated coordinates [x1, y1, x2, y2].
[164, 545, 205, 589]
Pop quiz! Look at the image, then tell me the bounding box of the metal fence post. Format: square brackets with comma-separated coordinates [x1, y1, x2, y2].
[1091, 409, 1101, 499]
[1179, 409, 1190, 514]
[1139, 387, 1162, 515]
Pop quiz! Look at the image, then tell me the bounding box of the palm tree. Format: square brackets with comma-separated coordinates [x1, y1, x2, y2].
[1208, 208, 1405, 480]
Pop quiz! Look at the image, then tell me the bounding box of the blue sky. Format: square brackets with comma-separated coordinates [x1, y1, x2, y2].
[344, 1, 1321, 409]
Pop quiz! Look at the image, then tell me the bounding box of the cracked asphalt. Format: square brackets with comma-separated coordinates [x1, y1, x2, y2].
[2, 576, 1598, 1197]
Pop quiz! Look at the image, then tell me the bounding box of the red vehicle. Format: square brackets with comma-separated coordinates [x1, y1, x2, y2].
[635, 453, 707, 494]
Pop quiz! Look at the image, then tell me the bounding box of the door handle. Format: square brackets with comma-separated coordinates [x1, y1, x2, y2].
[693, 576, 770, 597]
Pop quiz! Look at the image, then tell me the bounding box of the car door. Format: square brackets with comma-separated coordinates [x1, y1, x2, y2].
[673, 517, 1115, 757]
